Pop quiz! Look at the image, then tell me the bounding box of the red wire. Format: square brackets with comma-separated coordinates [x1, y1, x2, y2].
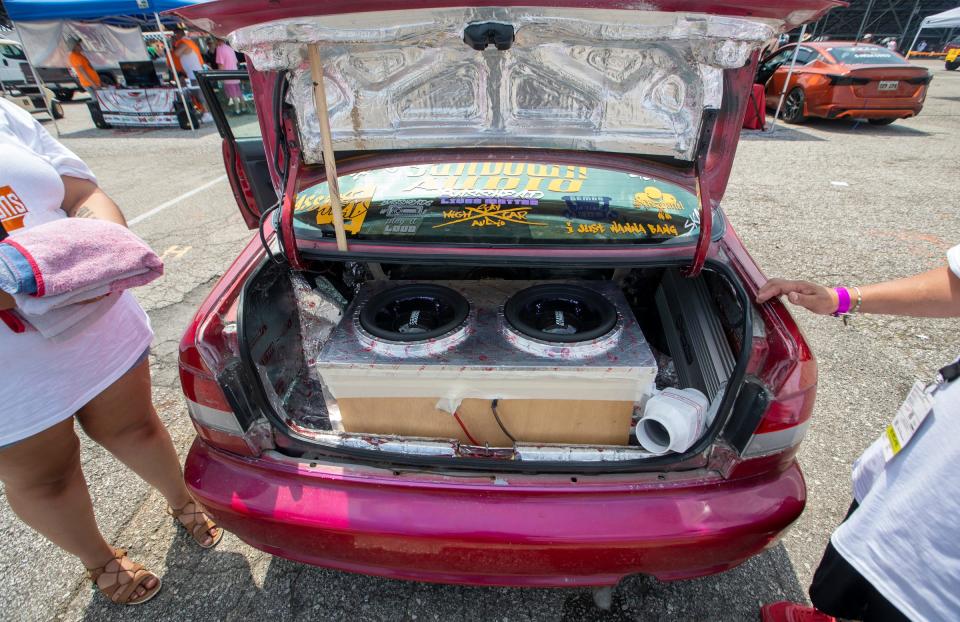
[453, 411, 480, 445]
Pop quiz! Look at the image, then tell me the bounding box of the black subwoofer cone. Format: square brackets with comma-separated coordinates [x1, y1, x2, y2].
[504, 284, 618, 343]
[359, 284, 470, 342]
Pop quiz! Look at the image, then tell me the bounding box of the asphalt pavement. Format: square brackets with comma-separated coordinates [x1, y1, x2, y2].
[1, 58, 958, 621]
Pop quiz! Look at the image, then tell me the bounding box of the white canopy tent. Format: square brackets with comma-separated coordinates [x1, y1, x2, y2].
[907, 6, 960, 55]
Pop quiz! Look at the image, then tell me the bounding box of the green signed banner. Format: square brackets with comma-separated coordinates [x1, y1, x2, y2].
[294, 162, 700, 245]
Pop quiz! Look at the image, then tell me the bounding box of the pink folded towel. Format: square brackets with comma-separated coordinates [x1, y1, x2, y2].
[3, 218, 162, 319]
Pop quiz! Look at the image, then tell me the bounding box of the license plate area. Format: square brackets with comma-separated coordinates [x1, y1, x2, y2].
[878, 80, 899, 91]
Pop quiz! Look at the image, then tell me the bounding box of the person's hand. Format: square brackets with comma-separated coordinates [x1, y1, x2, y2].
[757, 278, 839, 315]
[0, 291, 14, 311]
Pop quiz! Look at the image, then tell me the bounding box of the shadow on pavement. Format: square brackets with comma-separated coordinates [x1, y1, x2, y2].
[98, 540, 804, 621]
[55, 125, 220, 140]
[739, 124, 826, 142]
[79, 531, 258, 622]
[799, 118, 931, 137]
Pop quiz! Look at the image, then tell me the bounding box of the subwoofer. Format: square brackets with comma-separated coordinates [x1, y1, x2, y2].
[316, 281, 657, 446]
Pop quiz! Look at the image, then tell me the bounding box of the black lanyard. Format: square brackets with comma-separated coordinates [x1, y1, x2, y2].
[940, 360, 960, 384]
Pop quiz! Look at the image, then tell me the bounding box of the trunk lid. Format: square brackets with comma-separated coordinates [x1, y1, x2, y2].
[174, 1, 840, 201]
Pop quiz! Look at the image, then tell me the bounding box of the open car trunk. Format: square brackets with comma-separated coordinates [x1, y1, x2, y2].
[236, 257, 752, 472]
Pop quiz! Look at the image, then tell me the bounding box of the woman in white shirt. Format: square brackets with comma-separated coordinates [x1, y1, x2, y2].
[0, 99, 221, 606]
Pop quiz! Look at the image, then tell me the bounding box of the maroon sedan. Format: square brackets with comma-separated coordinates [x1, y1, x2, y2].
[174, 0, 836, 593]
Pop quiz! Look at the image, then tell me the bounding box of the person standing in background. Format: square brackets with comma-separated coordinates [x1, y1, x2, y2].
[214, 38, 244, 115]
[171, 28, 204, 85]
[67, 39, 100, 97]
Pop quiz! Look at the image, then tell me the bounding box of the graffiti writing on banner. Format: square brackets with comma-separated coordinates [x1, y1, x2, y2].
[405, 162, 587, 197]
[632, 186, 685, 221]
[381, 200, 431, 235]
[433, 202, 546, 229]
[562, 195, 618, 222]
[563, 220, 679, 237]
[295, 186, 376, 234]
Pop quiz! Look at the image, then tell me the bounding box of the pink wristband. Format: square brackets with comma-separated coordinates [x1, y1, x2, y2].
[833, 287, 851, 315]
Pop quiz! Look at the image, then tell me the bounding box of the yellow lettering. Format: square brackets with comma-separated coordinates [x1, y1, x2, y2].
[504, 163, 525, 176]
[483, 176, 520, 190]
[523, 177, 544, 192]
[480, 162, 503, 176]
[547, 179, 583, 193]
[404, 177, 442, 193]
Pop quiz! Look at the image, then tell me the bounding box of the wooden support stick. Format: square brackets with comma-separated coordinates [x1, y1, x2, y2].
[307, 44, 348, 251]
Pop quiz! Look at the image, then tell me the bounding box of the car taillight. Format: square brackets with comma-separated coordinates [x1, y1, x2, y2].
[180, 315, 263, 457]
[826, 74, 870, 86]
[178, 238, 272, 457]
[905, 75, 932, 85]
[741, 300, 817, 459]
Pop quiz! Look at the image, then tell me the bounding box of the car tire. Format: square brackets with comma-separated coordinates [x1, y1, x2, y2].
[946, 60, 959, 71]
[867, 118, 896, 126]
[781, 87, 806, 124]
[54, 89, 75, 101]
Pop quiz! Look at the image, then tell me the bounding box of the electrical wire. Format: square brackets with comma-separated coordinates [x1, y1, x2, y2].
[490, 399, 517, 444]
[452, 411, 480, 446]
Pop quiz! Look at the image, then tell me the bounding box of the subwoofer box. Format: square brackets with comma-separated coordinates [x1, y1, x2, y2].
[315, 281, 657, 446]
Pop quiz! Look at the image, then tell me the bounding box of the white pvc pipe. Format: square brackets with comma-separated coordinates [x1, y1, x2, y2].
[154, 12, 196, 133]
[635, 388, 710, 455]
[768, 23, 808, 135]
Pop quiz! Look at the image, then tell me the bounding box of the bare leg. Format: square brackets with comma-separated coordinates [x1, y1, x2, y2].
[75, 358, 217, 545]
[0, 418, 158, 599]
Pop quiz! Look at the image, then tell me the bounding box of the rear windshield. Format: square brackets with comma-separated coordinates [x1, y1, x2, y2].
[293, 162, 701, 246]
[828, 46, 906, 65]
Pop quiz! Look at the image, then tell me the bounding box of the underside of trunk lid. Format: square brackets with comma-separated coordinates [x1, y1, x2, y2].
[174, 1, 843, 192]
[228, 7, 778, 162]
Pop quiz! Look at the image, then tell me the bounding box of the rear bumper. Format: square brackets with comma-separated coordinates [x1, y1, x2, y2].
[815, 93, 923, 120]
[185, 438, 806, 587]
[825, 107, 918, 120]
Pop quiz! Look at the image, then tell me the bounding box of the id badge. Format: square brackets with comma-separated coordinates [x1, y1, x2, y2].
[880, 380, 935, 462]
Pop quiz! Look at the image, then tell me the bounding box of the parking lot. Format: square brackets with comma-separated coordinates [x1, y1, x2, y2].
[0, 58, 957, 621]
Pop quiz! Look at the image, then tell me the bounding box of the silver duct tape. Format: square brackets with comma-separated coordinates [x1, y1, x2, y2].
[352, 306, 474, 358]
[317, 280, 656, 371]
[501, 311, 624, 360]
[227, 8, 776, 164]
[290, 273, 346, 365]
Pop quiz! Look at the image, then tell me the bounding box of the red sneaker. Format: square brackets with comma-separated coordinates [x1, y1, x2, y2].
[760, 602, 837, 622]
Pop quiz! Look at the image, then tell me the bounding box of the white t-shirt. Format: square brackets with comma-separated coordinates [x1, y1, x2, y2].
[178, 47, 203, 83]
[0, 98, 153, 446]
[831, 243, 960, 621]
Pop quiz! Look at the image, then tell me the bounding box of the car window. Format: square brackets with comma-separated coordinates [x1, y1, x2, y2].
[293, 162, 704, 246]
[760, 48, 794, 73]
[828, 46, 906, 65]
[201, 75, 261, 139]
[794, 47, 819, 65]
[0, 44, 26, 61]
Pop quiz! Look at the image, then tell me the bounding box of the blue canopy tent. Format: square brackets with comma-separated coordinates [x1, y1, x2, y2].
[4, 1, 200, 24]
[5, 0, 208, 131]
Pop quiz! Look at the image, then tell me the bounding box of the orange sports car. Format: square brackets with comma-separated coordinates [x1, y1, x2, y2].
[758, 42, 932, 125]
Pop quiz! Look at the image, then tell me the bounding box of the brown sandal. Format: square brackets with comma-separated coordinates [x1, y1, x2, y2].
[167, 499, 223, 549]
[86, 548, 162, 606]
